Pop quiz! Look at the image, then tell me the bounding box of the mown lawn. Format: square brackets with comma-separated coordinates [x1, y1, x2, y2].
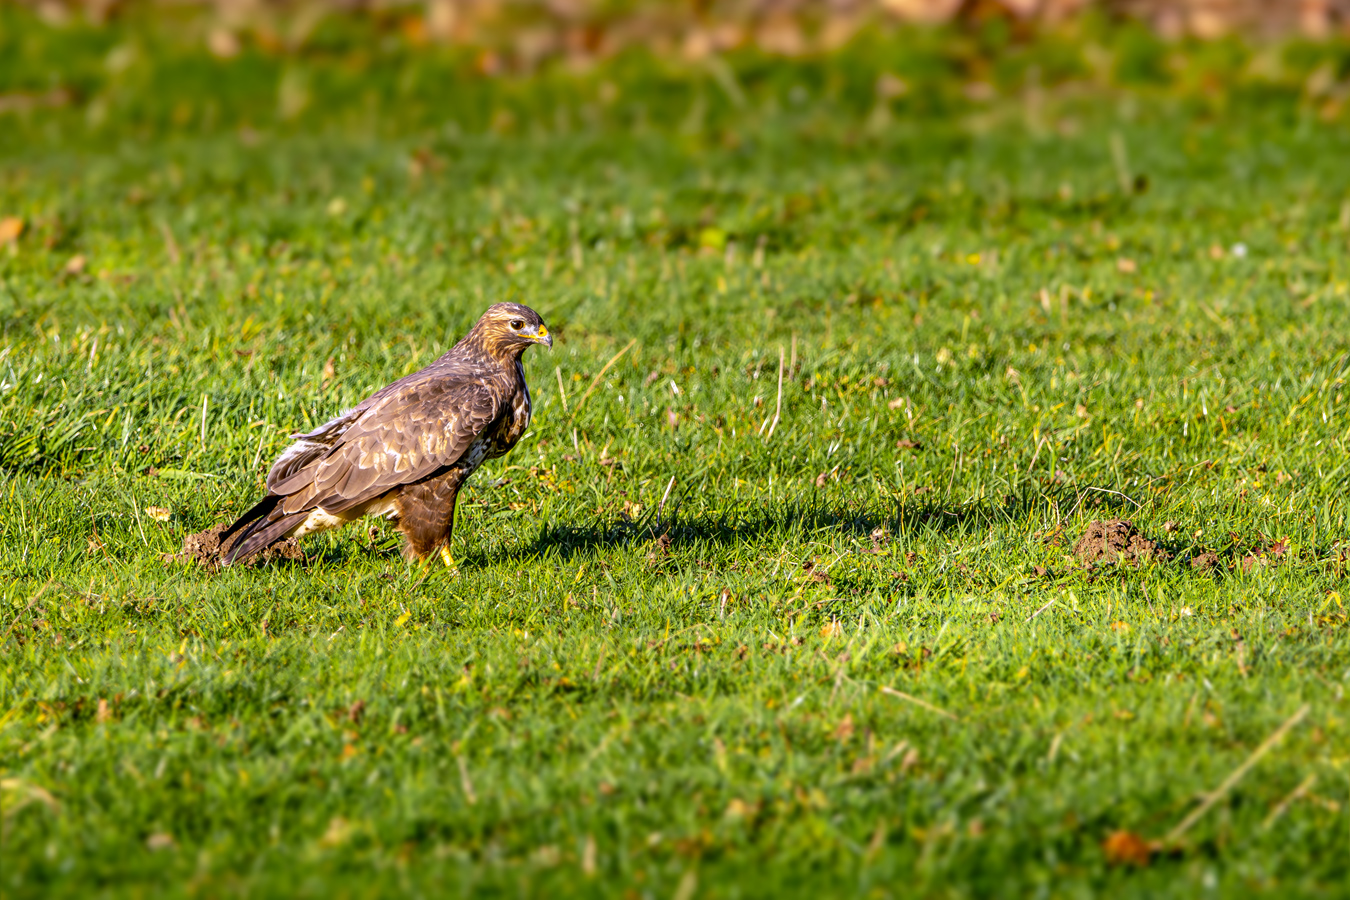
[2, 10, 1350, 897]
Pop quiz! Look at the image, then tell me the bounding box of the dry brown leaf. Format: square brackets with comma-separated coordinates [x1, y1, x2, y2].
[0, 216, 23, 244]
[833, 714, 855, 742]
[146, 832, 176, 851]
[876, 73, 909, 99]
[145, 507, 170, 522]
[1116, 257, 1137, 273]
[208, 28, 240, 59]
[1102, 830, 1156, 866]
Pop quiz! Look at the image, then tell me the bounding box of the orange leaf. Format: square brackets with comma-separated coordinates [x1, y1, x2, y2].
[1102, 830, 1156, 866]
[0, 217, 22, 244]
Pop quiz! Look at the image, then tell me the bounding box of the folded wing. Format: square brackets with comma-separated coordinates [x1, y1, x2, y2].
[222, 373, 502, 562]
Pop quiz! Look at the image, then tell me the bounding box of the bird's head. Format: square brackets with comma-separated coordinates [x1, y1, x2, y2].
[471, 302, 553, 359]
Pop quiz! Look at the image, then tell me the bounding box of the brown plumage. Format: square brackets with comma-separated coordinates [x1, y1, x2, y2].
[220, 303, 551, 566]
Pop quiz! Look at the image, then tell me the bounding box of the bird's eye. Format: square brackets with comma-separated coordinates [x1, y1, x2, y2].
[510, 319, 524, 331]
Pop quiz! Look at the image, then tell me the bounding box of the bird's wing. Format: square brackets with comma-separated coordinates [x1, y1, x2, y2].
[266, 403, 372, 492]
[267, 374, 503, 514]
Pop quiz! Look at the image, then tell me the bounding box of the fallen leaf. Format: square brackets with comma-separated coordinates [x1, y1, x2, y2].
[0, 216, 22, 244]
[208, 28, 240, 59]
[1102, 830, 1155, 866]
[895, 438, 922, 449]
[833, 714, 855, 741]
[64, 254, 86, 275]
[323, 357, 336, 382]
[145, 832, 176, 851]
[887, 396, 907, 410]
[1110, 621, 1131, 633]
[820, 620, 844, 639]
[868, 527, 888, 552]
[876, 73, 908, 99]
[725, 797, 756, 818]
[145, 507, 170, 522]
[320, 816, 351, 847]
[1116, 257, 1137, 273]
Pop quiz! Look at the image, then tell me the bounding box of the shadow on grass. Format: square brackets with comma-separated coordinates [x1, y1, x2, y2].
[477, 486, 1086, 567]
[259, 483, 1151, 572]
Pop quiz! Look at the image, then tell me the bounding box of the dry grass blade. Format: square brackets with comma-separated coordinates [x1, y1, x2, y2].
[880, 685, 959, 721]
[1262, 773, 1316, 830]
[159, 220, 181, 265]
[1165, 703, 1310, 844]
[457, 756, 477, 805]
[764, 345, 784, 441]
[1, 578, 53, 643]
[657, 475, 676, 525]
[1026, 599, 1055, 622]
[554, 365, 568, 413]
[572, 338, 637, 416]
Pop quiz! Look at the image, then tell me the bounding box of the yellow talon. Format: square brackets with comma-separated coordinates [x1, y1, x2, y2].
[440, 545, 457, 571]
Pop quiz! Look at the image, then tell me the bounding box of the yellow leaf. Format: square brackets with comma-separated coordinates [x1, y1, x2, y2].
[395, 612, 411, 627]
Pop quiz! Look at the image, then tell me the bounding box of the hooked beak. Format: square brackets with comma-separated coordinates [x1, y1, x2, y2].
[532, 324, 553, 349]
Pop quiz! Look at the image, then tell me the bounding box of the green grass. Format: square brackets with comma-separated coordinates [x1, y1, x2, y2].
[3, 9, 1350, 897]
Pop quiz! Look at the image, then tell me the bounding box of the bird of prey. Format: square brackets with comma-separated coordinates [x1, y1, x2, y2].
[220, 302, 551, 567]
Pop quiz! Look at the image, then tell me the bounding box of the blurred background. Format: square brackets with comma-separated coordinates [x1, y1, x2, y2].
[10, 0, 1350, 52]
[5, 0, 1350, 100]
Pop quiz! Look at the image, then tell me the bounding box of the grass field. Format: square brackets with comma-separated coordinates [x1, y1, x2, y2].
[3, 9, 1350, 897]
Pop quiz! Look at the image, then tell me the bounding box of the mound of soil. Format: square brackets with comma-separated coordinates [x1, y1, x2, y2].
[1073, 520, 1170, 567]
[164, 521, 304, 570]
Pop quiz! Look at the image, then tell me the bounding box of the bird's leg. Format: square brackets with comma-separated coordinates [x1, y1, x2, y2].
[439, 543, 457, 571]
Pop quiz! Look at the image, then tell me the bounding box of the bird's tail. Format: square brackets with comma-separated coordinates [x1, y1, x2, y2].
[219, 494, 282, 544]
[221, 497, 307, 565]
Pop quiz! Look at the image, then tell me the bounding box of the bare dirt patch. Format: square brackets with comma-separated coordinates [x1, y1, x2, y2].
[1073, 520, 1170, 567]
[164, 521, 304, 570]
[1189, 551, 1221, 572]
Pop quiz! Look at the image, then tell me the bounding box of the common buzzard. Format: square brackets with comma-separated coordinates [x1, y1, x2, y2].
[220, 303, 551, 567]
